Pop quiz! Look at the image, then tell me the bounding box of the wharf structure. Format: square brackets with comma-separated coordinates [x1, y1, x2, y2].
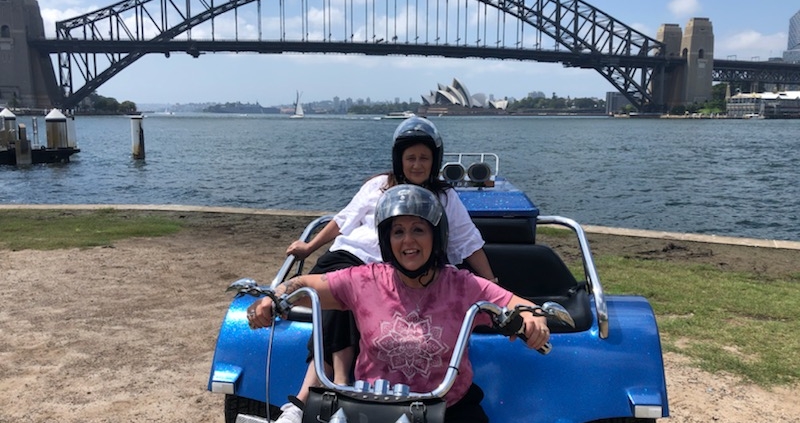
[0, 108, 80, 165]
[726, 91, 800, 119]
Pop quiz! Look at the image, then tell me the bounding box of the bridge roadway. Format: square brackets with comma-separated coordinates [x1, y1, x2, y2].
[30, 39, 800, 105]
[21, 0, 800, 110]
[30, 39, 668, 67]
[713, 59, 800, 85]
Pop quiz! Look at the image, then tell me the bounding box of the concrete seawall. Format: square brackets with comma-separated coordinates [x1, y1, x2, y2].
[2, 204, 798, 251]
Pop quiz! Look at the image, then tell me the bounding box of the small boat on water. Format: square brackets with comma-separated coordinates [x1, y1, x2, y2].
[381, 111, 416, 119]
[290, 91, 304, 119]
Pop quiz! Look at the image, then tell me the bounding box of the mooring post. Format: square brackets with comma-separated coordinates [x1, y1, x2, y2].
[66, 113, 78, 148]
[45, 109, 68, 148]
[15, 123, 32, 166]
[31, 117, 40, 148]
[1, 108, 17, 149]
[131, 115, 145, 160]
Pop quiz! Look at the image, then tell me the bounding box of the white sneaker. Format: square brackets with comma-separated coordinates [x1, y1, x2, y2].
[274, 402, 303, 423]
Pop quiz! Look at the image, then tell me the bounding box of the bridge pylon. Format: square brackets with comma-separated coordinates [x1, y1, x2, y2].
[682, 18, 715, 105]
[654, 18, 715, 111]
[0, 0, 59, 110]
[654, 24, 685, 110]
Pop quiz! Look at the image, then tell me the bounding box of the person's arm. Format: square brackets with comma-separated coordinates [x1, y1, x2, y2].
[286, 220, 342, 259]
[441, 189, 496, 280]
[464, 249, 496, 282]
[505, 294, 550, 351]
[248, 274, 345, 328]
[286, 176, 385, 259]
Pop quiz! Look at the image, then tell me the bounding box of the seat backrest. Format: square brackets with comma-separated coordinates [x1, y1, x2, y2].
[471, 217, 536, 244]
[482, 243, 576, 296]
[481, 243, 592, 333]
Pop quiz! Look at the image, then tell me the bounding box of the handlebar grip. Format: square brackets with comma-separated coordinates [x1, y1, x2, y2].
[515, 330, 552, 355]
[538, 342, 552, 355]
[495, 307, 552, 355]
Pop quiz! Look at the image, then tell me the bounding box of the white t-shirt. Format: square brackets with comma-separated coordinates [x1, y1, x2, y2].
[329, 175, 484, 265]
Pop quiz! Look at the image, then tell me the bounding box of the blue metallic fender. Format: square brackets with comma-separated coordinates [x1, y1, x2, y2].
[207, 295, 311, 405]
[209, 295, 668, 422]
[471, 295, 668, 422]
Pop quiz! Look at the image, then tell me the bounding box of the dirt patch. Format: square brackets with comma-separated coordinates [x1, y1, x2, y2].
[1, 211, 798, 422]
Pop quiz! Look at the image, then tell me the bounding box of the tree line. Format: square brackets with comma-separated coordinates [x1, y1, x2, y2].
[75, 84, 732, 116]
[75, 92, 137, 114]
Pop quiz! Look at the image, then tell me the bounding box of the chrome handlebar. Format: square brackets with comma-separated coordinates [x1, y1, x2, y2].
[227, 279, 573, 400]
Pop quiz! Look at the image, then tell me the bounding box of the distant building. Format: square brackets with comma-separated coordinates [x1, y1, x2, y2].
[420, 78, 507, 110]
[784, 10, 800, 63]
[605, 92, 631, 114]
[727, 91, 800, 118]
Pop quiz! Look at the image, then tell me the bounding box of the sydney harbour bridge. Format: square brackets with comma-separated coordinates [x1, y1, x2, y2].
[7, 0, 800, 111]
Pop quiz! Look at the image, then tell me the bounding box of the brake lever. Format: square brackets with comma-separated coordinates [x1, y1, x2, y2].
[227, 279, 293, 317]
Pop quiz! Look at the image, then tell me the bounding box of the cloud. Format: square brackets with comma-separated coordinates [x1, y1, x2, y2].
[39, 8, 89, 37]
[716, 30, 787, 60]
[668, 0, 701, 18]
[629, 23, 653, 36]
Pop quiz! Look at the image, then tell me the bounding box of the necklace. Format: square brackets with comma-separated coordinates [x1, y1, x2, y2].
[401, 270, 437, 313]
[410, 288, 427, 313]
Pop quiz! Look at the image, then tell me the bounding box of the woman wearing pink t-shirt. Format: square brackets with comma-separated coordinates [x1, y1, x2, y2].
[275, 117, 497, 423]
[249, 185, 549, 422]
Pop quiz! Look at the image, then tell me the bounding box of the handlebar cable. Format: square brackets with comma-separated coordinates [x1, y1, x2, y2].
[234, 286, 287, 422]
[264, 308, 278, 422]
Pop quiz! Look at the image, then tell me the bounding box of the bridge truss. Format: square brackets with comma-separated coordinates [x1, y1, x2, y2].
[713, 59, 800, 85]
[33, 0, 670, 110]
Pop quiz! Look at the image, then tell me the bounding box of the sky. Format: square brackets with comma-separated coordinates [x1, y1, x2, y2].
[36, 0, 800, 106]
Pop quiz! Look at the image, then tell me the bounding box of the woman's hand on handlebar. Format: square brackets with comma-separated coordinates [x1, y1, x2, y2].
[247, 297, 275, 329]
[286, 240, 314, 259]
[514, 313, 550, 351]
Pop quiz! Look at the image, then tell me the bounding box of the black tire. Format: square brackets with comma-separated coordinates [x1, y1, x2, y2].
[224, 394, 281, 423]
[590, 419, 657, 423]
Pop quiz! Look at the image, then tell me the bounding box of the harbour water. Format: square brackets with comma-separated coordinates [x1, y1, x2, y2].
[1, 113, 798, 242]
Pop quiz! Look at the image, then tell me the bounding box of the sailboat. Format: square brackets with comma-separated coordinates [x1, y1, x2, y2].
[290, 91, 304, 119]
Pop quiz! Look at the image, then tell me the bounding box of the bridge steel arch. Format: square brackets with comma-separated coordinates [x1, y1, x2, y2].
[38, 0, 670, 110]
[52, 0, 261, 110]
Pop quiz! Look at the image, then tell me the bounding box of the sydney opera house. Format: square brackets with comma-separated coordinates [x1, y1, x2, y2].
[420, 78, 508, 113]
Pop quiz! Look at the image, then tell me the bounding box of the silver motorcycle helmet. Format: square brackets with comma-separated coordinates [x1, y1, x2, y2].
[391, 117, 444, 186]
[376, 184, 449, 278]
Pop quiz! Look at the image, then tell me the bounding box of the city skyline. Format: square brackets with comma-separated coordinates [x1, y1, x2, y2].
[37, 0, 800, 105]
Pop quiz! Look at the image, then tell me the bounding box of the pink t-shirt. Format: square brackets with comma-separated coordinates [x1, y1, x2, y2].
[326, 263, 513, 406]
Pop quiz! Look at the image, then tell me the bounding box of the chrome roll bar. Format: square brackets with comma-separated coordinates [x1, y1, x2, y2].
[270, 214, 334, 289]
[536, 215, 609, 339]
[269, 213, 608, 339]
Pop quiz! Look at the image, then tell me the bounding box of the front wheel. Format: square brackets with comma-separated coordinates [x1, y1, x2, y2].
[224, 394, 281, 423]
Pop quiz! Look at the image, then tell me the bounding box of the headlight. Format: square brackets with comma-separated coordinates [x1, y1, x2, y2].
[441, 162, 466, 183]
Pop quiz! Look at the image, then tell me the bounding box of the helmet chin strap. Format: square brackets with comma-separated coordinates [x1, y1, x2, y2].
[392, 254, 436, 279]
